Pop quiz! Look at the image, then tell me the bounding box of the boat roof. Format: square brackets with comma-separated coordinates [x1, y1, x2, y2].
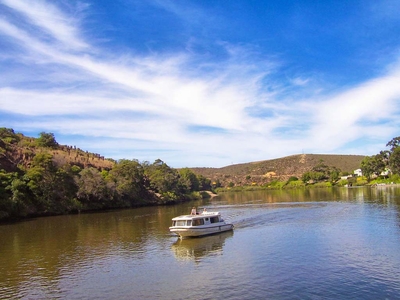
[172, 211, 221, 220]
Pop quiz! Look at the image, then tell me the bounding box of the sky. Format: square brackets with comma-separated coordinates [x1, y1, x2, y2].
[0, 0, 400, 168]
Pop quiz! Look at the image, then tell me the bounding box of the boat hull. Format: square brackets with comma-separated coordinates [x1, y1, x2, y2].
[170, 223, 234, 238]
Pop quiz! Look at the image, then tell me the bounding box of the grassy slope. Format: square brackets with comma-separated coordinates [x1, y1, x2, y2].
[191, 154, 365, 186]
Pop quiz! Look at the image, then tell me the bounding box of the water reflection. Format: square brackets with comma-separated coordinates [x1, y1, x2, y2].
[171, 231, 233, 262]
[2, 187, 400, 299]
[215, 186, 400, 207]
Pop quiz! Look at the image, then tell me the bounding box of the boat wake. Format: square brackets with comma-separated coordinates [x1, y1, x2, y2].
[208, 202, 328, 230]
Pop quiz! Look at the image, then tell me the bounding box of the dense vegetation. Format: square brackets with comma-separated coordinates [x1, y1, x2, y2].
[0, 128, 211, 221]
[360, 137, 400, 182]
[2, 127, 400, 220]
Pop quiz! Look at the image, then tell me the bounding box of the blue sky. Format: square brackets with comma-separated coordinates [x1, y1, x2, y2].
[1, 0, 400, 167]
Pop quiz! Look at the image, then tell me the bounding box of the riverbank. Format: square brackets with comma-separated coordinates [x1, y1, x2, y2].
[214, 178, 400, 193]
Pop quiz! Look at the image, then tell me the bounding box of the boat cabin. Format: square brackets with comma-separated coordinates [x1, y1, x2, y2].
[169, 211, 233, 238]
[171, 212, 223, 227]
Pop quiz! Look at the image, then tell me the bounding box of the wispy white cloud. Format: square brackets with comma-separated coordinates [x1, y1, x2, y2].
[0, 0, 400, 167]
[291, 77, 310, 86]
[309, 71, 400, 150]
[1, 0, 88, 50]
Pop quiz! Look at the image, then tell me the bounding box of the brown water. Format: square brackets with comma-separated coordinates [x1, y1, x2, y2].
[1, 186, 400, 299]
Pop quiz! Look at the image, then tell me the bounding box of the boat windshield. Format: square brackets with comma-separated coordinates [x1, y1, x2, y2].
[172, 220, 192, 226]
[192, 219, 205, 226]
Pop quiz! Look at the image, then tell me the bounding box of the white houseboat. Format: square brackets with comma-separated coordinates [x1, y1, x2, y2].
[169, 209, 234, 239]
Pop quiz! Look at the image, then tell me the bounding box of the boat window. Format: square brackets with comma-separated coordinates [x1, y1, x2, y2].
[172, 221, 176, 226]
[210, 217, 219, 223]
[176, 220, 186, 226]
[192, 219, 204, 226]
[186, 220, 192, 226]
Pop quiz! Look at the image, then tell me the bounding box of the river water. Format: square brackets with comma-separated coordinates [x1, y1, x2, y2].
[1, 186, 400, 299]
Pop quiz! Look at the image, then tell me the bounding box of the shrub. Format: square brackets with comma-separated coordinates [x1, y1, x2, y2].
[267, 180, 286, 189]
[287, 176, 299, 182]
[336, 179, 349, 187]
[285, 180, 305, 188]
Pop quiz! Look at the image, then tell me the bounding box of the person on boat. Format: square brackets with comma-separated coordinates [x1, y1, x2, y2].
[203, 208, 207, 213]
[191, 207, 197, 215]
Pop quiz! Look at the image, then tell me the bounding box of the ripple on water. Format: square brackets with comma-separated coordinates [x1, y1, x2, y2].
[2, 191, 400, 300]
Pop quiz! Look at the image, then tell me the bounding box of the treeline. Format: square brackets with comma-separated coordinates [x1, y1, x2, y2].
[0, 128, 211, 221]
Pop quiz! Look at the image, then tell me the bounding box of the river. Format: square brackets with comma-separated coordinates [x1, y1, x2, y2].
[1, 186, 400, 299]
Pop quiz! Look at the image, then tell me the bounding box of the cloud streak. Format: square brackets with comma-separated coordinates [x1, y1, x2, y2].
[0, 0, 400, 167]
[1, 0, 88, 50]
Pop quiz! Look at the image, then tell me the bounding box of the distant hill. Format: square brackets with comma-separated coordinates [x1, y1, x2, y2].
[190, 154, 365, 186]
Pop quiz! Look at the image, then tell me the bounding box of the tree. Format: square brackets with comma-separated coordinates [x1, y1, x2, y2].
[75, 167, 112, 209]
[329, 170, 340, 182]
[144, 159, 179, 195]
[302, 171, 326, 182]
[312, 160, 330, 174]
[301, 172, 311, 183]
[386, 137, 400, 152]
[0, 170, 14, 218]
[10, 178, 32, 216]
[178, 168, 199, 193]
[197, 175, 211, 190]
[389, 147, 400, 175]
[25, 153, 57, 212]
[360, 154, 386, 181]
[0, 127, 19, 144]
[302, 161, 341, 183]
[25, 153, 78, 213]
[108, 159, 150, 205]
[36, 132, 58, 148]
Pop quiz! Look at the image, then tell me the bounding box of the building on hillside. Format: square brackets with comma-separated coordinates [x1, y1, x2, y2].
[381, 168, 392, 177]
[355, 168, 391, 178]
[354, 169, 362, 177]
